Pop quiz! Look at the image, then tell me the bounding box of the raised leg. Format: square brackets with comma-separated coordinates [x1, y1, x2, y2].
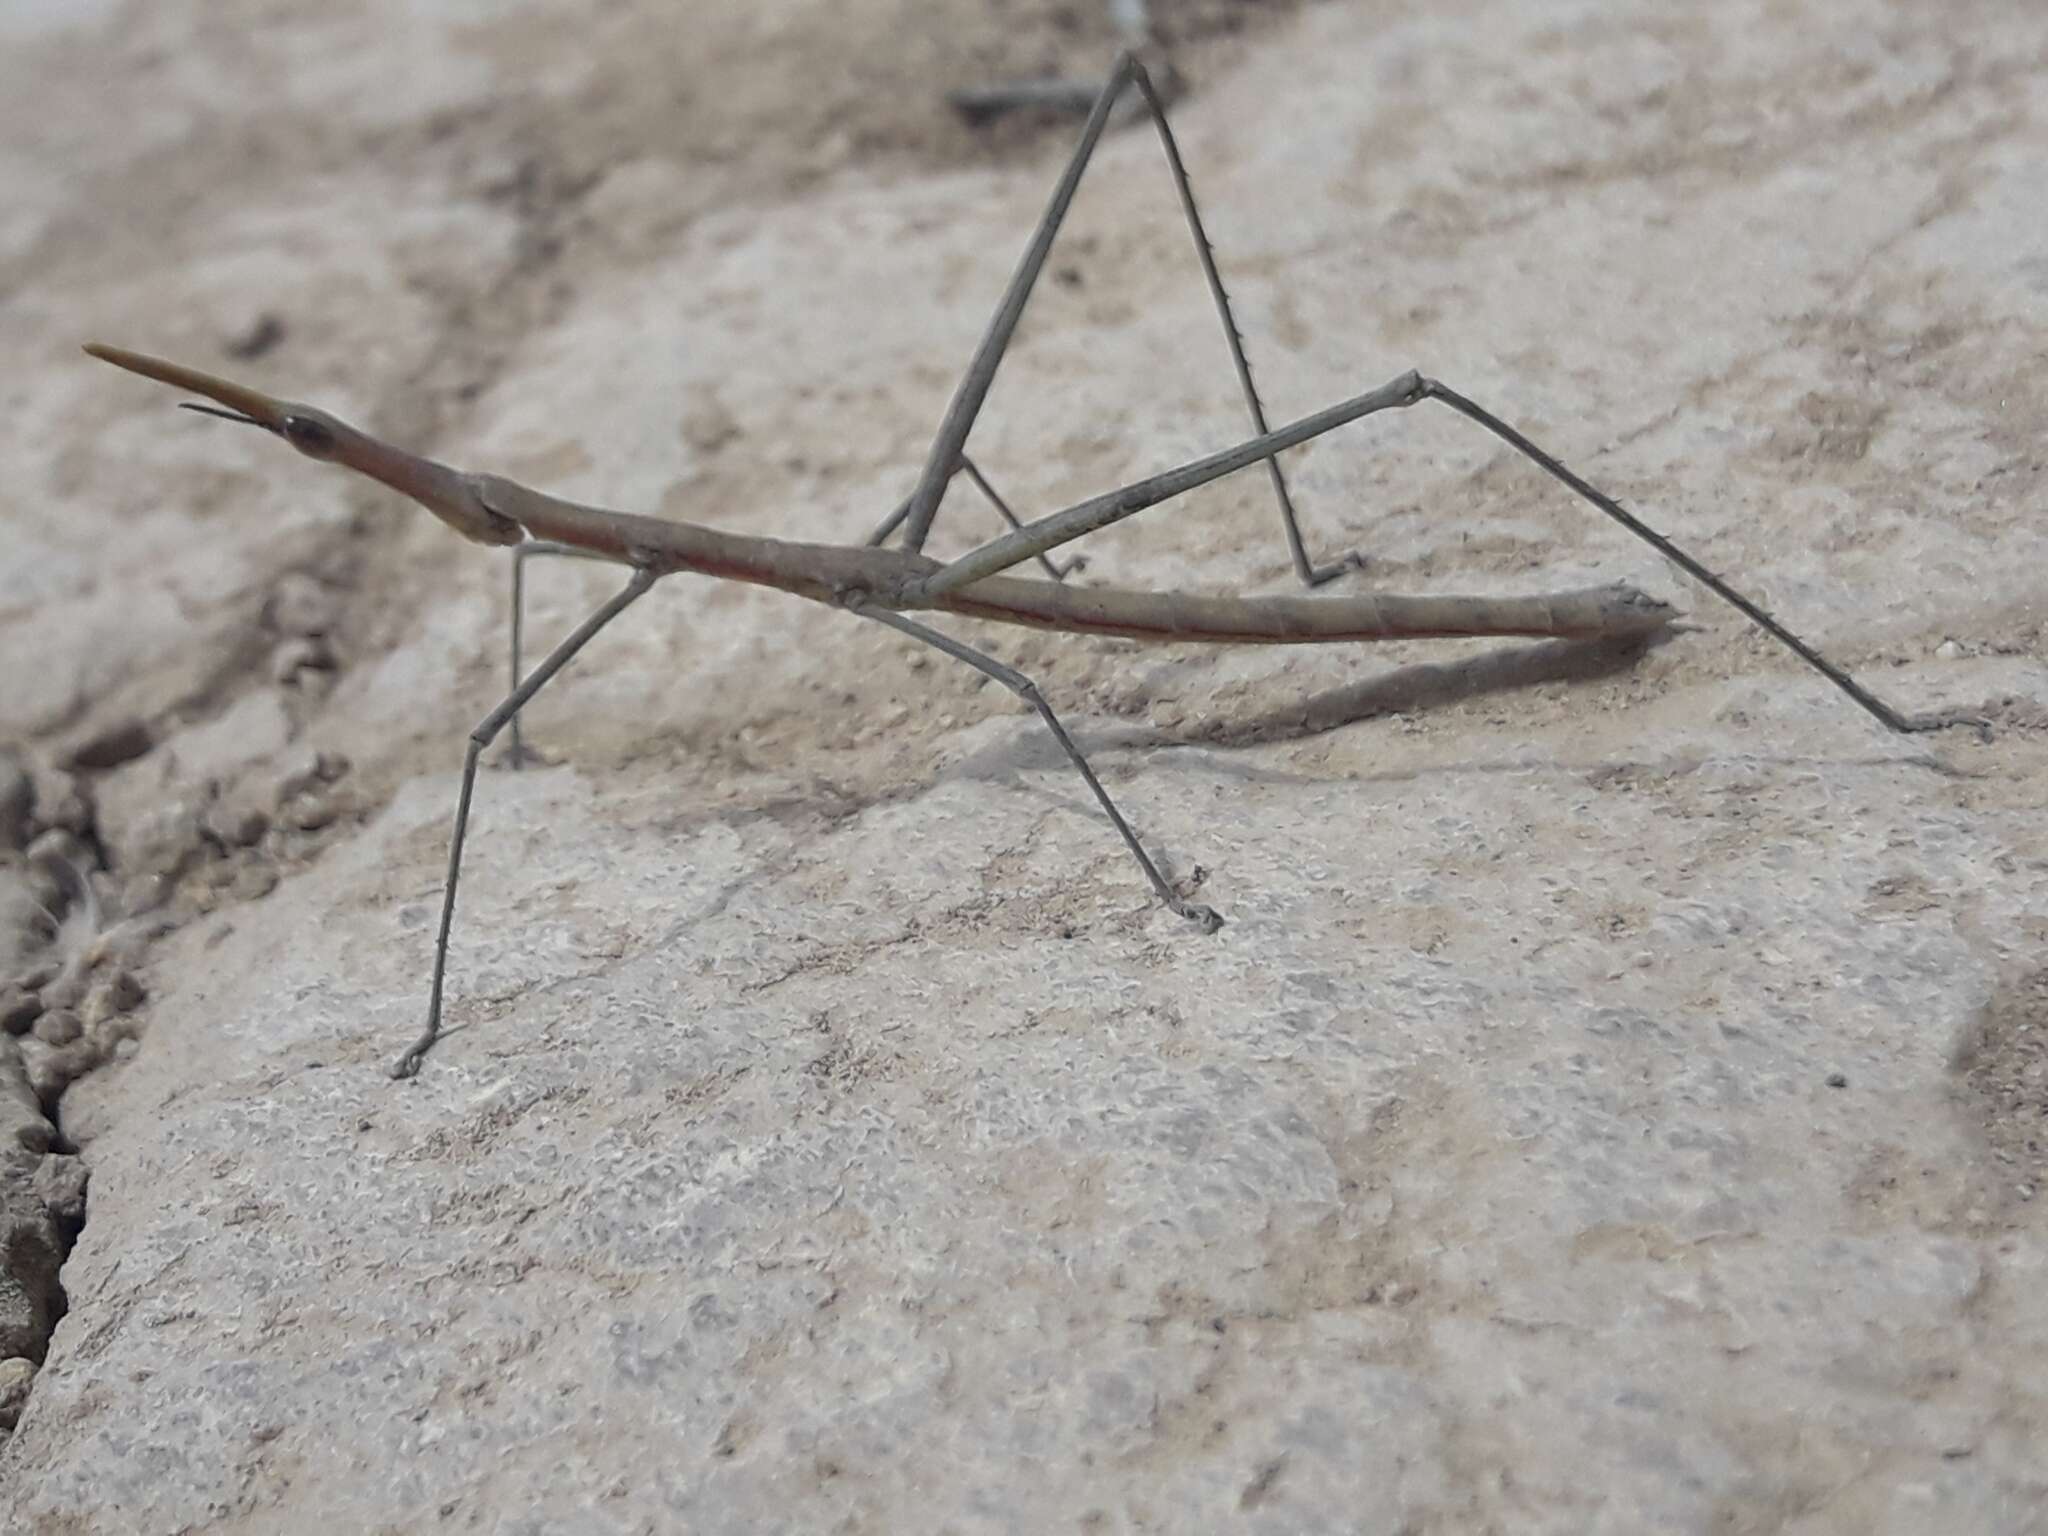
[392, 566, 660, 1080]
[850, 602, 1223, 932]
[919, 371, 1981, 738]
[898, 53, 1137, 555]
[923, 371, 1426, 594]
[507, 540, 618, 767]
[901, 51, 1353, 583]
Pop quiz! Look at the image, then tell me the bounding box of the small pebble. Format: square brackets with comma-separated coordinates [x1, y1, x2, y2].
[273, 750, 347, 806]
[18, 1038, 95, 1106]
[270, 636, 336, 686]
[204, 802, 270, 849]
[0, 1356, 34, 1432]
[295, 667, 337, 701]
[63, 715, 153, 772]
[0, 990, 40, 1036]
[130, 802, 206, 883]
[284, 794, 338, 833]
[1825, 1071, 1848, 1089]
[39, 968, 87, 1014]
[14, 1116, 52, 1155]
[273, 758, 319, 805]
[87, 1009, 143, 1051]
[33, 1153, 88, 1225]
[32, 1010, 80, 1047]
[232, 864, 280, 901]
[120, 872, 171, 918]
[81, 981, 138, 1031]
[14, 961, 57, 994]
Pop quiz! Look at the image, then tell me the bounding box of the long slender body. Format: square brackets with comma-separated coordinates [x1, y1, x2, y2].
[475, 474, 1673, 643]
[81, 53, 1975, 1084]
[82, 344, 1678, 647]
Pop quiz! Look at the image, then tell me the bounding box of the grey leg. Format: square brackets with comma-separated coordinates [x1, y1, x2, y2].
[1418, 383, 1988, 736]
[921, 368, 1985, 739]
[392, 566, 660, 1080]
[904, 50, 1354, 583]
[923, 371, 1426, 594]
[1127, 63, 1362, 586]
[508, 540, 618, 768]
[960, 455, 1084, 579]
[898, 53, 1140, 555]
[850, 601, 1223, 932]
[866, 457, 1081, 580]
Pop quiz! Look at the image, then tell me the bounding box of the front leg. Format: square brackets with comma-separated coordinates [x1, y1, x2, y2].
[393, 565, 661, 1080]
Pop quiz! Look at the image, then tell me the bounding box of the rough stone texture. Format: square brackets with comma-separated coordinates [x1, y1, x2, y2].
[0, 992, 39, 1039]
[0, 1359, 33, 1435]
[0, 1042, 63, 1362]
[30, 1156, 89, 1232]
[2, 0, 2046, 1531]
[0, 756, 29, 855]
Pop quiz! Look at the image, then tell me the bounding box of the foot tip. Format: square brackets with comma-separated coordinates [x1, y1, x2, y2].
[1899, 708, 1995, 740]
[1303, 551, 1368, 588]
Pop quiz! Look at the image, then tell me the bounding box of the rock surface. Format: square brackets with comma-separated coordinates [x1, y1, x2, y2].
[2, 0, 2045, 1531]
[0, 1043, 63, 1363]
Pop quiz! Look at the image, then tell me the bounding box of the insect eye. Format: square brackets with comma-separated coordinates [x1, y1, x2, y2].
[281, 414, 337, 457]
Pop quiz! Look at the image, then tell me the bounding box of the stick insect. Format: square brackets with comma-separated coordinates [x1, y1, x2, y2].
[86, 52, 1979, 1078]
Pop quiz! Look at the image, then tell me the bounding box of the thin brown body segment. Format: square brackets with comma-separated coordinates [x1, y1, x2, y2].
[479, 478, 1676, 643]
[936, 577, 1675, 644]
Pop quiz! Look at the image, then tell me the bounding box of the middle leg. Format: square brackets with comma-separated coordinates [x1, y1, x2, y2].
[849, 601, 1223, 932]
[866, 455, 1082, 580]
